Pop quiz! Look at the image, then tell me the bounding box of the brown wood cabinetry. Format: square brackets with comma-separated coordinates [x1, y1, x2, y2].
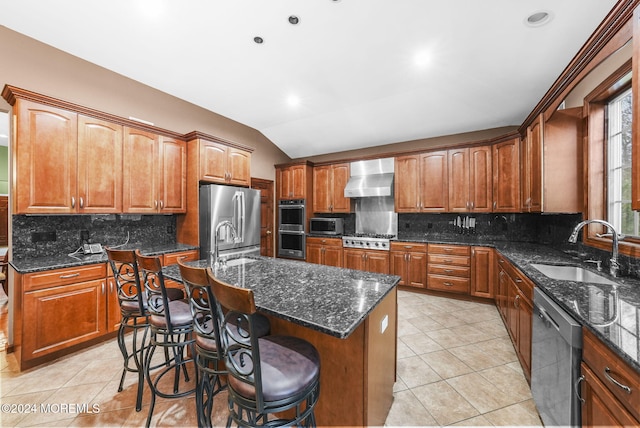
[313, 163, 352, 213]
[198, 139, 251, 186]
[448, 146, 492, 213]
[580, 329, 640, 425]
[19, 264, 108, 367]
[521, 110, 582, 213]
[277, 162, 313, 201]
[427, 244, 470, 294]
[395, 151, 448, 212]
[390, 242, 427, 289]
[306, 237, 344, 267]
[492, 137, 521, 213]
[471, 246, 494, 298]
[123, 128, 186, 214]
[344, 248, 389, 274]
[495, 253, 532, 381]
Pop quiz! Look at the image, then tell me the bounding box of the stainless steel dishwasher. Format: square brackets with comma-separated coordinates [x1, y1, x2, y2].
[531, 287, 583, 427]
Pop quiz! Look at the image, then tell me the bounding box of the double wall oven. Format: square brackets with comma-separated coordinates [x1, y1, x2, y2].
[278, 199, 306, 259]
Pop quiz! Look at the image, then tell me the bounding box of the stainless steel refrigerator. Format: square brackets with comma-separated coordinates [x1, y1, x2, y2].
[199, 184, 261, 261]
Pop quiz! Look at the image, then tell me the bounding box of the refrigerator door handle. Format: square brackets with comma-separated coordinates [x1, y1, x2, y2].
[234, 191, 245, 243]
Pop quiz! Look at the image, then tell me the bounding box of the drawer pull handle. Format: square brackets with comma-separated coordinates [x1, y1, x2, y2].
[444, 282, 453, 286]
[604, 367, 632, 394]
[515, 278, 523, 283]
[444, 269, 454, 273]
[59, 273, 81, 279]
[444, 259, 452, 263]
[575, 375, 585, 404]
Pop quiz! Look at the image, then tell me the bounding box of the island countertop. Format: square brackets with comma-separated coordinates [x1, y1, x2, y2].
[163, 256, 401, 339]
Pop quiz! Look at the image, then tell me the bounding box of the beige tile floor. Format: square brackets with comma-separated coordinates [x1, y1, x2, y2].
[0, 290, 542, 427]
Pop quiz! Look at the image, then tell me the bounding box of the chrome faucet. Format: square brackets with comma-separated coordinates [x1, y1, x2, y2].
[568, 219, 620, 277]
[212, 220, 238, 269]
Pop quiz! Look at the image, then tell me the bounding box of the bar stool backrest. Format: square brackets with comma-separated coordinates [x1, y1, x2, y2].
[178, 261, 224, 356]
[135, 250, 178, 333]
[207, 269, 266, 412]
[106, 247, 145, 315]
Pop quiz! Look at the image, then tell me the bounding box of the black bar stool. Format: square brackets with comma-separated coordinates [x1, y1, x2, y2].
[178, 260, 271, 427]
[135, 250, 195, 428]
[207, 268, 320, 428]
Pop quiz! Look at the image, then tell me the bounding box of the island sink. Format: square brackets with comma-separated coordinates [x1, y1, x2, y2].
[530, 263, 617, 285]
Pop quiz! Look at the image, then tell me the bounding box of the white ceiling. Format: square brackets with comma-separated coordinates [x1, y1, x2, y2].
[0, 0, 617, 158]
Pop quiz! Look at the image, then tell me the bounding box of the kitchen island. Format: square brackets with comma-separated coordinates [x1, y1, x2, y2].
[163, 256, 400, 427]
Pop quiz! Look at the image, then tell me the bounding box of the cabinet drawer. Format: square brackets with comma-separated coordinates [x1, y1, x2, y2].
[583, 329, 640, 421]
[428, 254, 470, 267]
[163, 250, 200, 266]
[23, 264, 106, 292]
[427, 264, 470, 278]
[307, 237, 343, 248]
[427, 274, 470, 294]
[390, 242, 427, 252]
[428, 244, 470, 256]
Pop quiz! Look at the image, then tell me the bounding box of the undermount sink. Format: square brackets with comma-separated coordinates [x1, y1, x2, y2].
[225, 257, 259, 267]
[530, 263, 618, 286]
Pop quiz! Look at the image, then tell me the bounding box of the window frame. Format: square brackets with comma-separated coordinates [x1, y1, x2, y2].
[584, 59, 640, 257]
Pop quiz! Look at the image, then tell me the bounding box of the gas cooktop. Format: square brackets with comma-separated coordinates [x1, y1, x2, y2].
[341, 233, 397, 250]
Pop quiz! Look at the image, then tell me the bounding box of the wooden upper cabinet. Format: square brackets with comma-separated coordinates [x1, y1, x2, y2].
[14, 99, 78, 214]
[123, 128, 186, 213]
[448, 148, 470, 212]
[200, 140, 251, 187]
[492, 137, 521, 212]
[522, 110, 581, 213]
[77, 116, 123, 213]
[448, 146, 492, 213]
[395, 151, 448, 212]
[278, 163, 311, 200]
[313, 163, 352, 213]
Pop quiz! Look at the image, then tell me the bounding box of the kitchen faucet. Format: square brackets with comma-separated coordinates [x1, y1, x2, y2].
[212, 220, 238, 269]
[568, 219, 620, 277]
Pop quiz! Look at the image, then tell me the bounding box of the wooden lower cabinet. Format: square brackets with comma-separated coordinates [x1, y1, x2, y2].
[495, 253, 532, 381]
[306, 237, 344, 267]
[471, 246, 494, 298]
[343, 248, 390, 274]
[19, 264, 108, 368]
[163, 249, 200, 288]
[427, 244, 470, 294]
[390, 242, 427, 288]
[581, 329, 640, 425]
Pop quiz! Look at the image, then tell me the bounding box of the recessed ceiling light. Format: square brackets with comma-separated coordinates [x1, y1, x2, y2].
[287, 95, 300, 108]
[254, 36, 264, 44]
[288, 15, 300, 25]
[525, 10, 552, 27]
[413, 50, 431, 68]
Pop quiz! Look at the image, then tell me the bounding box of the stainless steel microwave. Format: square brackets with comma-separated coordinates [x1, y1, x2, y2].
[309, 217, 344, 235]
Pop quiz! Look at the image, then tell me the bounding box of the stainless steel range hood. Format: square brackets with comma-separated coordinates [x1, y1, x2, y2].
[344, 158, 394, 198]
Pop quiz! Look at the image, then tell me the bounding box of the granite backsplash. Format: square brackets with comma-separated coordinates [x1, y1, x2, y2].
[12, 214, 177, 259]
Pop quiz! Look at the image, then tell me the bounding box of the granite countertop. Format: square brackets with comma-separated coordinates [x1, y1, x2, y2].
[10, 243, 199, 273]
[163, 256, 400, 339]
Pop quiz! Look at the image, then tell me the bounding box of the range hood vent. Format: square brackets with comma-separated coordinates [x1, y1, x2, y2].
[344, 158, 394, 198]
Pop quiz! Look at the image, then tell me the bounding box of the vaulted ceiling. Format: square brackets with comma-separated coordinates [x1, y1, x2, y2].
[0, 0, 618, 157]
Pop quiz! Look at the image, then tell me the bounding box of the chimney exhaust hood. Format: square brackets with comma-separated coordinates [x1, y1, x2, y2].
[344, 158, 394, 198]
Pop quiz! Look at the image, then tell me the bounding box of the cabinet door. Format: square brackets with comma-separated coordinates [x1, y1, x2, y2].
[448, 148, 469, 212]
[395, 155, 420, 212]
[523, 116, 542, 212]
[496, 268, 509, 321]
[506, 276, 519, 340]
[15, 100, 78, 214]
[421, 151, 448, 211]
[407, 252, 427, 288]
[324, 246, 344, 268]
[290, 165, 307, 199]
[23, 279, 107, 360]
[313, 165, 331, 213]
[306, 243, 323, 265]
[107, 276, 121, 333]
[366, 251, 390, 274]
[158, 137, 186, 213]
[123, 127, 158, 213]
[493, 138, 521, 212]
[344, 248, 366, 271]
[77, 116, 122, 213]
[517, 292, 532, 378]
[581, 363, 639, 427]
[331, 163, 351, 213]
[469, 146, 493, 212]
[227, 148, 251, 186]
[471, 247, 494, 298]
[390, 251, 408, 286]
[200, 140, 228, 183]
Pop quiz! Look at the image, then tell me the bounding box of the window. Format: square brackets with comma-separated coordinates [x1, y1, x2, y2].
[607, 88, 635, 236]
